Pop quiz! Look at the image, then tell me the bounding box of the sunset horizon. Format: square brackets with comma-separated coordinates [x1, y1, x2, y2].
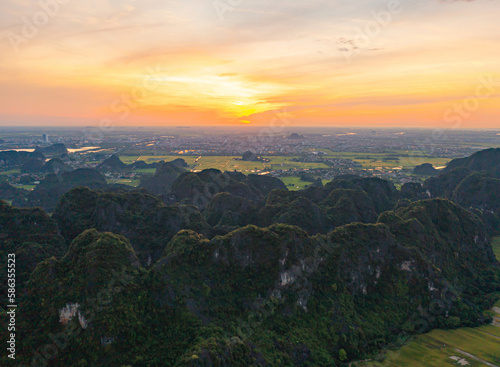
[1, 0, 499, 129]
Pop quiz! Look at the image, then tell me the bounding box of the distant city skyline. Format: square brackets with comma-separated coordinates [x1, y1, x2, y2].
[1, 0, 499, 128]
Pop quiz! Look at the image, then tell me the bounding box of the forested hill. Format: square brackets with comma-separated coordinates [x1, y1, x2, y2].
[0, 149, 499, 366]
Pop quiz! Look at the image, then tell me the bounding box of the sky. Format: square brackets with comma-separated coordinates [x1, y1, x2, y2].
[0, 0, 499, 128]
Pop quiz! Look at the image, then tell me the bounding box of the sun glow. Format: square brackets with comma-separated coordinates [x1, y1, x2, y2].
[2, 0, 500, 127]
[137, 73, 286, 119]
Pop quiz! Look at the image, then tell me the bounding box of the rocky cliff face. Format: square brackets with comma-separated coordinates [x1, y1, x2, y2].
[53, 187, 210, 265]
[440, 148, 500, 177]
[380, 199, 497, 287]
[424, 148, 500, 234]
[413, 163, 438, 176]
[452, 173, 500, 212]
[204, 192, 257, 228]
[254, 181, 387, 234]
[10, 198, 499, 366]
[17, 230, 143, 365]
[326, 176, 399, 213]
[24, 168, 108, 212]
[0, 150, 44, 168]
[170, 169, 266, 209]
[400, 182, 428, 200]
[0, 200, 66, 298]
[3, 149, 500, 366]
[41, 157, 69, 174]
[34, 143, 68, 156]
[0, 182, 28, 202]
[139, 161, 187, 200]
[247, 174, 287, 196]
[98, 155, 129, 171]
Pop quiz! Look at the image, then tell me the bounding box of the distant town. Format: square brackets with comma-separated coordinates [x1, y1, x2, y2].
[1, 127, 499, 194]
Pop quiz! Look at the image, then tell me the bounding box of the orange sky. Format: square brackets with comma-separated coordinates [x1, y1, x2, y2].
[1, 0, 499, 128]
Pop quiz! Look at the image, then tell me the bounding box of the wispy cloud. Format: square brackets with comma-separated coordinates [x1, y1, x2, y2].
[0, 0, 499, 127]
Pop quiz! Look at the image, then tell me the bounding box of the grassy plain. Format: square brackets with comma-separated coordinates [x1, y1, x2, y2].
[119, 155, 329, 172]
[106, 178, 142, 187]
[119, 151, 451, 173]
[0, 169, 20, 176]
[18, 185, 35, 190]
[118, 152, 452, 190]
[280, 177, 328, 190]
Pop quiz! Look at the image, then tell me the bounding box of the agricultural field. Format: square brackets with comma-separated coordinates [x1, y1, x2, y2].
[0, 169, 20, 176]
[117, 152, 453, 191]
[467, 142, 500, 149]
[355, 237, 500, 367]
[317, 149, 452, 170]
[118, 155, 190, 164]
[119, 155, 330, 172]
[280, 177, 328, 190]
[18, 185, 35, 190]
[492, 237, 500, 262]
[106, 178, 141, 187]
[354, 326, 500, 367]
[119, 151, 452, 173]
[132, 168, 156, 174]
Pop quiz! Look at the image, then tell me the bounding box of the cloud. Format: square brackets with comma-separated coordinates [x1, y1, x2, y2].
[0, 0, 500, 127]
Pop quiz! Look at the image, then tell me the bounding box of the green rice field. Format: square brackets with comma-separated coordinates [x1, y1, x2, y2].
[119, 151, 451, 174]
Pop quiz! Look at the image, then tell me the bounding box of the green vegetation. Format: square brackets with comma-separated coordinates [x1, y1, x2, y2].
[120, 154, 330, 172]
[18, 184, 35, 190]
[354, 235, 500, 367]
[132, 168, 156, 174]
[313, 149, 451, 170]
[492, 236, 500, 261]
[105, 178, 141, 187]
[52, 187, 209, 264]
[23, 168, 108, 212]
[280, 176, 325, 190]
[1, 149, 499, 366]
[356, 327, 500, 366]
[0, 200, 67, 297]
[119, 152, 452, 173]
[424, 149, 500, 235]
[116, 152, 453, 194]
[5, 196, 498, 366]
[0, 168, 20, 175]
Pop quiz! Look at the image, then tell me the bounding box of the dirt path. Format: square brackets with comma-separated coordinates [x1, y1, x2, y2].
[455, 349, 500, 367]
[481, 331, 500, 340]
